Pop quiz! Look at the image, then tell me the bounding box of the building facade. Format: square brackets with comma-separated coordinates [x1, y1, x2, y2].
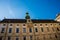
[0, 13, 60, 40]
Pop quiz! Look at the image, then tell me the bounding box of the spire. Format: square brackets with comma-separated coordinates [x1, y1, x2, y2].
[25, 12, 30, 19]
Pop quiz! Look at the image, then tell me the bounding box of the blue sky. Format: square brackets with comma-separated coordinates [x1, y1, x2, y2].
[0, 0, 60, 20]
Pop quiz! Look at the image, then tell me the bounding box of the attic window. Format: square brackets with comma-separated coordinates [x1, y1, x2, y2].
[17, 24, 19, 26]
[23, 24, 25, 26]
[10, 24, 12, 26]
[40, 24, 42, 26]
[45, 24, 47, 26]
[59, 24, 60, 25]
[35, 24, 37, 26]
[51, 24, 52, 25]
[3, 24, 6, 26]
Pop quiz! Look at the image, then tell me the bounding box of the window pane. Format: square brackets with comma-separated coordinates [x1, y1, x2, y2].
[23, 28, 26, 33]
[8, 36, 11, 40]
[57, 28, 60, 31]
[41, 27, 43, 32]
[9, 28, 12, 33]
[30, 36, 32, 40]
[40, 24, 42, 26]
[3, 24, 6, 26]
[29, 28, 32, 33]
[23, 36, 26, 40]
[55, 35, 57, 38]
[16, 37, 19, 40]
[10, 24, 12, 26]
[46, 27, 49, 32]
[0, 37, 2, 40]
[17, 24, 19, 26]
[52, 27, 54, 31]
[35, 28, 38, 32]
[16, 28, 19, 33]
[1, 28, 5, 33]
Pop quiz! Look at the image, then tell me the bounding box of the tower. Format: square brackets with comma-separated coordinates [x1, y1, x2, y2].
[25, 12, 33, 27]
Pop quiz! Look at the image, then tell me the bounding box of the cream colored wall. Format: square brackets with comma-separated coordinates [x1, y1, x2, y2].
[0, 23, 60, 40]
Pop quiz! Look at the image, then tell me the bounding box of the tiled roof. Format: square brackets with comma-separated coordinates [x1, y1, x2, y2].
[0, 19, 60, 23]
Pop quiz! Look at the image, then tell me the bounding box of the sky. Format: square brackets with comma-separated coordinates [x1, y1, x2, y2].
[0, 0, 60, 20]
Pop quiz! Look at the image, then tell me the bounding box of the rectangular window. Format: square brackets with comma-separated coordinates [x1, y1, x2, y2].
[30, 36, 32, 40]
[23, 36, 26, 40]
[29, 28, 32, 33]
[16, 28, 19, 33]
[16, 37, 19, 40]
[57, 28, 60, 31]
[0, 37, 2, 40]
[1, 28, 5, 33]
[23, 28, 26, 33]
[55, 35, 57, 38]
[8, 36, 11, 40]
[52, 27, 54, 31]
[9, 28, 12, 33]
[35, 28, 38, 32]
[41, 27, 43, 32]
[46, 27, 49, 32]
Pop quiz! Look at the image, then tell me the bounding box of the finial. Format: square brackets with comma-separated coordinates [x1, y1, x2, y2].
[25, 12, 30, 19]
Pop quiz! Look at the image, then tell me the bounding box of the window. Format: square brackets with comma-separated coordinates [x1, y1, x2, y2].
[30, 36, 32, 40]
[57, 28, 60, 31]
[41, 27, 43, 32]
[16, 37, 19, 40]
[59, 23, 60, 25]
[3, 24, 6, 26]
[16, 28, 19, 33]
[55, 35, 57, 38]
[0, 37, 2, 40]
[23, 36, 26, 40]
[8, 36, 11, 40]
[35, 28, 38, 32]
[45, 24, 47, 26]
[35, 24, 37, 26]
[1, 28, 5, 33]
[29, 28, 32, 33]
[9, 28, 12, 33]
[10, 24, 12, 26]
[51, 24, 52, 25]
[49, 34, 52, 39]
[46, 27, 49, 32]
[23, 28, 26, 33]
[23, 24, 25, 26]
[40, 24, 42, 26]
[52, 27, 54, 31]
[28, 20, 30, 22]
[17, 24, 19, 26]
